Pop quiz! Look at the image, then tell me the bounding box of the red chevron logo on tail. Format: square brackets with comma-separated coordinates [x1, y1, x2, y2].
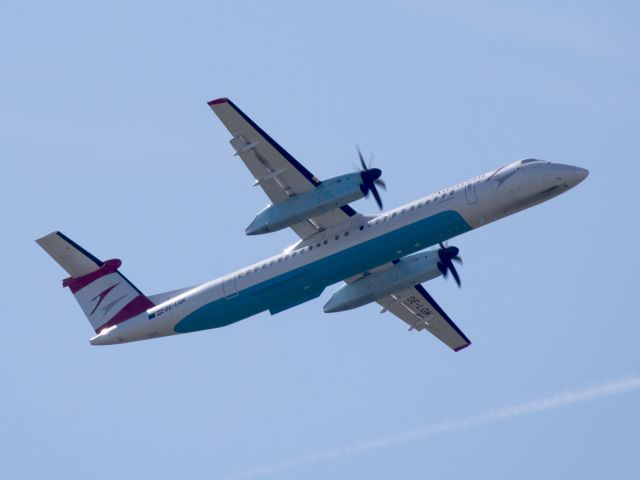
[90, 283, 120, 315]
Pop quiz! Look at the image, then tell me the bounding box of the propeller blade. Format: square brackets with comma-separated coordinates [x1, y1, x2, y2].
[371, 184, 383, 210]
[357, 147, 367, 171]
[356, 146, 385, 209]
[437, 243, 463, 287]
[449, 263, 462, 287]
[449, 262, 461, 287]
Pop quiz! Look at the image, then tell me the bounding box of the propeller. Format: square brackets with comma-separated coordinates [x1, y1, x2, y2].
[437, 242, 463, 287]
[357, 146, 386, 210]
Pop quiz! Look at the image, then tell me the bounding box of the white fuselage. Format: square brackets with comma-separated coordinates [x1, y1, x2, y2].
[91, 160, 587, 345]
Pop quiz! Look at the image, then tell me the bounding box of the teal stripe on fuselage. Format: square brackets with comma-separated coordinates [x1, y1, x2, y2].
[174, 210, 471, 333]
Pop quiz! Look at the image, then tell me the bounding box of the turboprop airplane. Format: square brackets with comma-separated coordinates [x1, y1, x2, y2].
[36, 98, 588, 351]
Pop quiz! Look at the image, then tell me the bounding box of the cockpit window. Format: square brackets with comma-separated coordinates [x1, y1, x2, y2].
[519, 158, 540, 165]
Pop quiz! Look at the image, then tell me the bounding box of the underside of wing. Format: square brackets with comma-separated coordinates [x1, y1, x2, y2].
[208, 98, 357, 239]
[377, 284, 471, 352]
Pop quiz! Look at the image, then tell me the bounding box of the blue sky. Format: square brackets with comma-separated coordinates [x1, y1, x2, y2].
[2, 1, 639, 478]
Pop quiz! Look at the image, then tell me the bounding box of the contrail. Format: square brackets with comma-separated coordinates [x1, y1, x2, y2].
[223, 375, 640, 480]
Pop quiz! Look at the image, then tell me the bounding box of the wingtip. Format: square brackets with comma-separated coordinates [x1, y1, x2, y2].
[454, 342, 472, 352]
[207, 97, 230, 106]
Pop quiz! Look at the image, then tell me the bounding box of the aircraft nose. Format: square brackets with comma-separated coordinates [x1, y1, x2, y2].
[558, 165, 588, 188]
[575, 167, 589, 182]
[571, 167, 589, 186]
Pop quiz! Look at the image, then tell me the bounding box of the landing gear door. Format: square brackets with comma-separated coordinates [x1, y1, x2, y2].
[465, 181, 478, 205]
[223, 275, 238, 299]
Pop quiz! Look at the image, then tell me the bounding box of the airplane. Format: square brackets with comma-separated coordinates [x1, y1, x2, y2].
[36, 98, 588, 351]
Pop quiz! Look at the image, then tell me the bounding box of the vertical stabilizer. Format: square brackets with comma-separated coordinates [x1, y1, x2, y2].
[36, 232, 154, 333]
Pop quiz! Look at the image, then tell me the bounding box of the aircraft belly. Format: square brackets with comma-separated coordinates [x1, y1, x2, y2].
[174, 210, 472, 334]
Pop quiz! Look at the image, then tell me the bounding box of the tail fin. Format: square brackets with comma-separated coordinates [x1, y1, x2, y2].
[36, 231, 154, 333]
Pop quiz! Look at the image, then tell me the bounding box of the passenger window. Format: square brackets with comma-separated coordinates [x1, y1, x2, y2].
[359, 225, 364, 230]
[392, 212, 397, 217]
[316, 243, 321, 248]
[335, 235, 339, 240]
[344, 231, 349, 237]
[323, 240, 328, 244]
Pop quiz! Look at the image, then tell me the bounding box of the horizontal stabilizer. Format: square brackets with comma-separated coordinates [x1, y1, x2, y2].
[36, 231, 103, 277]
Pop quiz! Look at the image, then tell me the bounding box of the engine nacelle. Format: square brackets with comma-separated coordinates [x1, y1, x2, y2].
[245, 172, 365, 235]
[323, 251, 443, 313]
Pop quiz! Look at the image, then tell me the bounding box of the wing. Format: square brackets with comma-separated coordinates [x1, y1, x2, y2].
[208, 98, 357, 240]
[377, 284, 471, 352]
